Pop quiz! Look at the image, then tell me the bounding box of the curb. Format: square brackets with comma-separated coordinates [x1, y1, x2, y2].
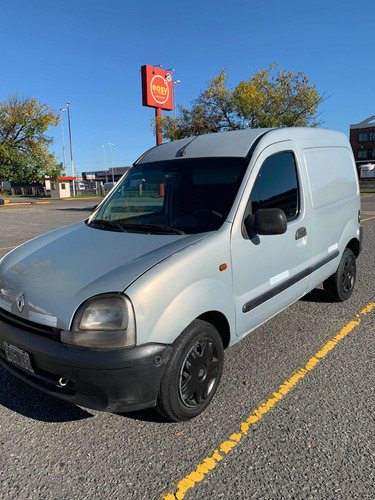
[0, 198, 50, 206]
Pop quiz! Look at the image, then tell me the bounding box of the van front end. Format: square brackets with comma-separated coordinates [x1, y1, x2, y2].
[0, 304, 172, 412]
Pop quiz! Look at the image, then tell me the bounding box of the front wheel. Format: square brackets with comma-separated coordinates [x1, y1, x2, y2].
[323, 248, 356, 302]
[155, 320, 224, 421]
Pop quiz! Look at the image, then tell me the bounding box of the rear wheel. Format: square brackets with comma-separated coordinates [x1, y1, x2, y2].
[323, 248, 356, 302]
[156, 319, 224, 421]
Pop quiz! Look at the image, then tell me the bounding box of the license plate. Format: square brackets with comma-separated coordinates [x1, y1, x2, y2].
[3, 342, 34, 373]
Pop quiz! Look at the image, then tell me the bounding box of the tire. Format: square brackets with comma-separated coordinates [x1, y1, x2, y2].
[155, 319, 224, 422]
[323, 248, 356, 302]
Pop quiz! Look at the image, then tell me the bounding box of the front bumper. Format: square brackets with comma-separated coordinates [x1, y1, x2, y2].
[0, 312, 172, 413]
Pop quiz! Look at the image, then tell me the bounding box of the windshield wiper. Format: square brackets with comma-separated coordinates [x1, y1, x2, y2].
[121, 223, 185, 235]
[87, 219, 127, 232]
[88, 219, 184, 235]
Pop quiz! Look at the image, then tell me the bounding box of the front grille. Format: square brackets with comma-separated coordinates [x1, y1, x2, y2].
[0, 307, 60, 340]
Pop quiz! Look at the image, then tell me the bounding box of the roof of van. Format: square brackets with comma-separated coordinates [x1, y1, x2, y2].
[137, 127, 349, 164]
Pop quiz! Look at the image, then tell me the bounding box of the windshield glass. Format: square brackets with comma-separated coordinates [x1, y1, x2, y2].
[90, 157, 248, 234]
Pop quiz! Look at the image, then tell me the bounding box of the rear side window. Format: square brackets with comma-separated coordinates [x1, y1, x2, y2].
[250, 152, 299, 221]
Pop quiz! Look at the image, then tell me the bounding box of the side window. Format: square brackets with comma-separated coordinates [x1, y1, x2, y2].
[250, 152, 299, 221]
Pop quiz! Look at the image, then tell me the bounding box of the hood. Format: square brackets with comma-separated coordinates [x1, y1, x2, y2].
[0, 221, 207, 329]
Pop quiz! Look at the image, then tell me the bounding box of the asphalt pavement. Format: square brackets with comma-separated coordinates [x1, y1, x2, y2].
[0, 196, 374, 500]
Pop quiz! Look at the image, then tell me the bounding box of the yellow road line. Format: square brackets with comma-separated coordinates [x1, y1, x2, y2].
[2, 201, 50, 205]
[361, 215, 375, 222]
[161, 301, 375, 500]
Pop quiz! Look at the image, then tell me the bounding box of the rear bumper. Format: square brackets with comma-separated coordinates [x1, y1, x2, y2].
[0, 317, 172, 412]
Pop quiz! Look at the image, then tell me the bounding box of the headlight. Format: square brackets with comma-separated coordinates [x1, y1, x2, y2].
[61, 294, 136, 349]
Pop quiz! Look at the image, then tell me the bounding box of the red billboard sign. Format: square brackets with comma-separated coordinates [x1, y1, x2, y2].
[141, 65, 173, 111]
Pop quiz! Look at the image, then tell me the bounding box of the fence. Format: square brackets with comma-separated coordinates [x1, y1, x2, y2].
[9, 186, 46, 196]
[74, 185, 101, 197]
[360, 180, 375, 193]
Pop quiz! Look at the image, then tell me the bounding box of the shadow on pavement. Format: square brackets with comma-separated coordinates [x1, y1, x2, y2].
[300, 288, 331, 303]
[0, 368, 93, 422]
[117, 408, 170, 424]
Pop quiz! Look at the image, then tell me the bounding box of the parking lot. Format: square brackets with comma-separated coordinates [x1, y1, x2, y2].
[0, 196, 374, 500]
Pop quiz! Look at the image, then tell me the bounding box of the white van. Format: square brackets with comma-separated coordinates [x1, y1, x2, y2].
[0, 128, 362, 421]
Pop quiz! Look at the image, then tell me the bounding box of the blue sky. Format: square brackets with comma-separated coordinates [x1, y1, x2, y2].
[0, 0, 373, 176]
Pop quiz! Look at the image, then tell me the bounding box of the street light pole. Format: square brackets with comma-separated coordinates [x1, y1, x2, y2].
[66, 101, 75, 196]
[173, 80, 181, 121]
[101, 145, 107, 182]
[60, 108, 67, 176]
[108, 143, 115, 183]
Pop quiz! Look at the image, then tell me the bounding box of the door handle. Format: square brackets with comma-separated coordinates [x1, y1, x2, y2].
[295, 227, 307, 240]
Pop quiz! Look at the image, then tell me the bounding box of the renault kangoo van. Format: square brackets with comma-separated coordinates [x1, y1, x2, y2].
[0, 128, 362, 421]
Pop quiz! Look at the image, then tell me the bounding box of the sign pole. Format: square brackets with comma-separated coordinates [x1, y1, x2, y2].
[155, 107, 162, 146]
[155, 107, 164, 196]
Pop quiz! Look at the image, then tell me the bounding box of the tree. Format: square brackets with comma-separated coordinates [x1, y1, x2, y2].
[159, 64, 325, 141]
[0, 94, 63, 184]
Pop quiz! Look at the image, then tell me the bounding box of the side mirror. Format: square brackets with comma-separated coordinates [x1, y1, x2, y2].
[244, 208, 287, 238]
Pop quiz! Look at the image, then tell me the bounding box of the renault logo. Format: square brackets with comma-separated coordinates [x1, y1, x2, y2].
[16, 294, 25, 313]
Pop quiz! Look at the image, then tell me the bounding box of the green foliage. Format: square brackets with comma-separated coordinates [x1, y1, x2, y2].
[159, 65, 325, 141]
[0, 94, 63, 183]
[233, 63, 324, 128]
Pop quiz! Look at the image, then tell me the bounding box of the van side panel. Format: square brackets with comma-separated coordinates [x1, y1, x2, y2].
[304, 148, 359, 209]
[303, 146, 360, 289]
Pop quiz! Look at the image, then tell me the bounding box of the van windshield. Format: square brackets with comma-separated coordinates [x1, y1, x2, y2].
[89, 157, 248, 234]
